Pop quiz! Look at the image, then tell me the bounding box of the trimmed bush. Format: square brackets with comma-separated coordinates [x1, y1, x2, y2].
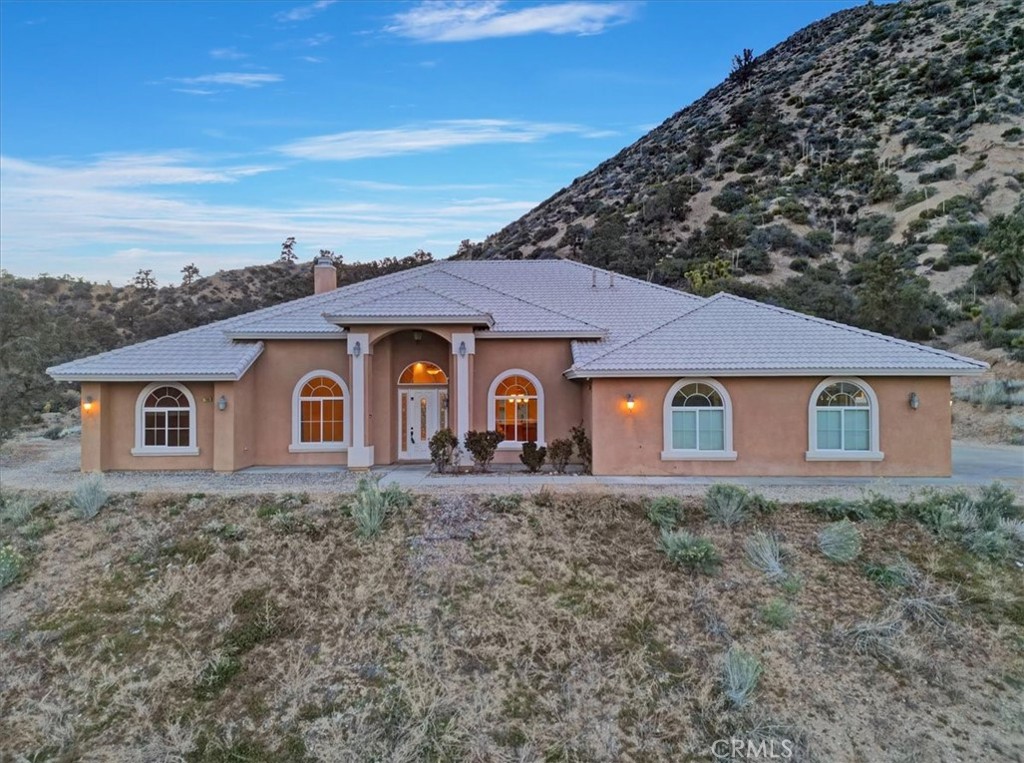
[569, 424, 592, 474]
[519, 441, 547, 473]
[722, 647, 762, 708]
[547, 438, 573, 474]
[818, 520, 862, 563]
[705, 484, 749, 526]
[428, 428, 460, 473]
[659, 529, 721, 574]
[646, 496, 683, 530]
[71, 476, 108, 520]
[464, 430, 505, 471]
[744, 531, 785, 579]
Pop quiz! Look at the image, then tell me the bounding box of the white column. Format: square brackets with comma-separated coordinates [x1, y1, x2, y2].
[451, 332, 475, 465]
[347, 333, 374, 469]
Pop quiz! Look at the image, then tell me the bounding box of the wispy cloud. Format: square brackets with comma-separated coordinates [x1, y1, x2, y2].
[275, 0, 336, 23]
[301, 32, 332, 47]
[278, 119, 594, 161]
[169, 72, 283, 89]
[210, 47, 247, 60]
[1, 153, 276, 188]
[385, 1, 636, 43]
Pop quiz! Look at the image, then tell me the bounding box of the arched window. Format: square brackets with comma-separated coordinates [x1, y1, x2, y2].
[487, 370, 544, 446]
[132, 382, 199, 456]
[398, 362, 448, 385]
[807, 378, 883, 460]
[290, 371, 349, 452]
[661, 379, 736, 460]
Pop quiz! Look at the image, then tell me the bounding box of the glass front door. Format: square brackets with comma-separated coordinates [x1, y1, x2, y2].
[398, 388, 445, 460]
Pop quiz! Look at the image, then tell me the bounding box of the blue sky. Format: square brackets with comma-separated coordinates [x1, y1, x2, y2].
[1, 0, 864, 285]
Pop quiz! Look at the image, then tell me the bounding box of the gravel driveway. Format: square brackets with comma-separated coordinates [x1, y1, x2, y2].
[2, 434, 1021, 501]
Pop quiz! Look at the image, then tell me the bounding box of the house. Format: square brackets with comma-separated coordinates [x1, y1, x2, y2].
[47, 259, 986, 476]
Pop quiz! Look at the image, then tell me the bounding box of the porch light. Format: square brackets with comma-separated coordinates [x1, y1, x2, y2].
[82, 396, 94, 412]
[217, 395, 228, 411]
[353, 340, 362, 358]
[458, 341, 467, 358]
[626, 393, 635, 412]
[908, 392, 920, 410]
[413, 331, 422, 342]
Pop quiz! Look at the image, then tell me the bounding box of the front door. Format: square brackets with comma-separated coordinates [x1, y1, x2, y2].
[399, 388, 443, 460]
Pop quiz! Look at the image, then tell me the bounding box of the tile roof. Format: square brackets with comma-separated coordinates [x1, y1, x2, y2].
[47, 261, 986, 381]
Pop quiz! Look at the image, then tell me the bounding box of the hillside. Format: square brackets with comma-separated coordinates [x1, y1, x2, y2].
[465, 0, 1024, 342]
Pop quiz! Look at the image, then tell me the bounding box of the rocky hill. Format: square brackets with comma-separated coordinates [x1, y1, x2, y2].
[463, 0, 1023, 342]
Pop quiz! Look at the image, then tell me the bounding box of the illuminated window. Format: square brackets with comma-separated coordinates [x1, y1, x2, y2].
[488, 370, 543, 445]
[398, 362, 448, 385]
[290, 371, 349, 452]
[133, 382, 199, 456]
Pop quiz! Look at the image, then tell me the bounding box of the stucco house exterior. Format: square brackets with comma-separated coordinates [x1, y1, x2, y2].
[48, 259, 986, 476]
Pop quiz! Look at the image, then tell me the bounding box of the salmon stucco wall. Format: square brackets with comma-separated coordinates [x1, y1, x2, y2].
[472, 338, 581, 464]
[589, 376, 952, 477]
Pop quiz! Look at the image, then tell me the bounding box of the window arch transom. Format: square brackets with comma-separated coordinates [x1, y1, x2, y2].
[487, 370, 544, 446]
[807, 377, 883, 461]
[661, 379, 736, 461]
[133, 382, 199, 456]
[290, 371, 349, 452]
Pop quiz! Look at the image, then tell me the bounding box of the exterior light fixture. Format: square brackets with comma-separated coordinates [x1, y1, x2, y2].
[908, 392, 920, 410]
[217, 395, 228, 411]
[626, 393, 635, 412]
[458, 341, 467, 358]
[82, 396, 94, 412]
[353, 340, 362, 358]
[413, 331, 422, 342]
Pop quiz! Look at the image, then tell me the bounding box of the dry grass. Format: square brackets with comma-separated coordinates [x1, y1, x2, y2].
[1, 489, 1022, 761]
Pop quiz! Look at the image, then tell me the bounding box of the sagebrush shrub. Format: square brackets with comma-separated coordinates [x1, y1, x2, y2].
[351, 477, 412, 538]
[722, 646, 762, 708]
[1, 494, 36, 526]
[744, 530, 785, 580]
[646, 496, 682, 529]
[818, 520, 862, 563]
[659, 529, 720, 574]
[705, 484, 749, 526]
[71, 476, 108, 520]
[0, 544, 25, 589]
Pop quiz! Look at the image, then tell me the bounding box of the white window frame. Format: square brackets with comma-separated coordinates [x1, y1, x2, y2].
[806, 377, 883, 461]
[487, 369, 545, 449]
[661, 378, 737, 461]
[289, 370, 350, 453]
[132, 382, 200, 456]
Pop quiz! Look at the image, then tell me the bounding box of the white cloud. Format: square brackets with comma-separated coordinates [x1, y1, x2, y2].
[278, 119, 588, 161]
[1, 153, 276, 188]
[170, 72, 283, 89]
[275, 0, 336, 23]
[385, 1, 636, 43]
[210, 47, 247, 60]
[301, 32, 332, 47]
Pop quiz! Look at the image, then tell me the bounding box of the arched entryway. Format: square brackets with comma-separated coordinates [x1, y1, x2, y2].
[397, 361, 449, 460]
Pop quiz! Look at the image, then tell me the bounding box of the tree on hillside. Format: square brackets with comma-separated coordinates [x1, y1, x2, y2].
[132, 269, 157, 291]
[979, 208, 1024, 297]
[280, 237, 297, 263]
[854, 250, 947, 340]
[181, 263, 200, 287]
[730, 48, 756, 84]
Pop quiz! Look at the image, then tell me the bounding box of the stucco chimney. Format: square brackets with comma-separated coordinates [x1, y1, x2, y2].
[314, 256, 337, 294]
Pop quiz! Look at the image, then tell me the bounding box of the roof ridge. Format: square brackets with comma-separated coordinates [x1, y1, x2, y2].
[573, 298, 710, 370]
[340, 280, 489, 316]
[709, 292, 988, 368]
[436, 263, 606, 332]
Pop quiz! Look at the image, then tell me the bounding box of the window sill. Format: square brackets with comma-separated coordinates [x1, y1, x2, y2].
[497, 441, 545, 450]
[131, 447, 200, 457]
[805, 450, 884, 462]
[660, 450, 738, 461]
[288, 443, 348, 453]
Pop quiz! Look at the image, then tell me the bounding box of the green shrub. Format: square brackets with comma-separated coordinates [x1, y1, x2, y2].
[1, 494, 37, 526]
[351, 476, 412, 538]
[817, 520, 862, 563]
[547, 438, 573, 474]
[483, 493, 523, 513]
[646, 496, 683, 530]
[519, 441, 547, 473]
[759, 599, 795, 629]
[722, 647, 762, 708]
[428, 428, 460, 473]
[864, 558, 919, 588]
[195, 655, 242, 700]
[918, 163, 956, 183]
[807, 497, 873, 521]
[464, 430, 504, 471]
[744, 531, 785, 580]
[705, 484, 749, 526]
[569, 424, 592, 474]
[659, 529, 721, 574]
[71, 476, 108, 520]
[747, 492, 779, 514]
[0, 544, 26, 589]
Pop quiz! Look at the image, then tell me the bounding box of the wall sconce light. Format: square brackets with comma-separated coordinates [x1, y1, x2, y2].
[626, 393, 635, 412]
[413, 331, 422, 342]
[908, 392, 920, 410]
[458, 341, 467, 358]
[82, 395, 94, 412]
[217, 395, 228, 411]
[353, 340, 362, 358]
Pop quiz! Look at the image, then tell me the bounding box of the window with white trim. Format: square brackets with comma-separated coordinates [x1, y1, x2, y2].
[661, 379, 736, 460]
[487, 370, 544, 446]
[133, 382, 199, 456]
[806, 378, 883, 461]
[290, 371, 349, 452]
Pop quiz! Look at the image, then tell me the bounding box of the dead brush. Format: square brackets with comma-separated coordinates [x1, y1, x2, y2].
[842, 616, 907, 664]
